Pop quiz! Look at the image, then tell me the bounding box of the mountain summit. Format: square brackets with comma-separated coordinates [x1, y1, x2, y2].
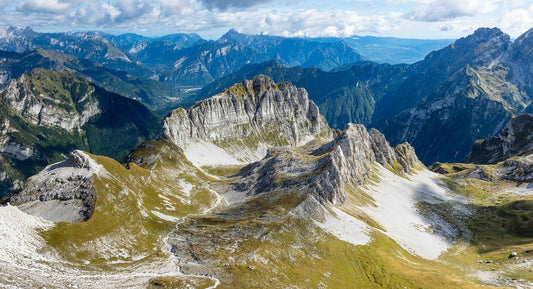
[159, 74, 329, 164]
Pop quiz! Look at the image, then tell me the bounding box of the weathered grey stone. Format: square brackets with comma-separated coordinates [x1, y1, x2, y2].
[158, 75, 329, 150]
[9, 150, 100, 222]
[226, 123, 420, 205]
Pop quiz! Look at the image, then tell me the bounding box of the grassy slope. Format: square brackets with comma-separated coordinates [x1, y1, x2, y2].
[42, 141, 218, 265]
[429, 161, 533, 285]
[165, 172, 501, 289]
[32, 139, 532, 288]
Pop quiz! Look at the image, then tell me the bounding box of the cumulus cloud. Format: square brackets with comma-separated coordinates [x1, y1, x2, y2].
[498, 5, 533, 37]
[17, 0, 70, 14]
[405, 0, 500, 21]
[157, 0, 196, 15]
[207, 9, 402, 37]
[0, 0, 530, 40]
[199, 0, 276, 10]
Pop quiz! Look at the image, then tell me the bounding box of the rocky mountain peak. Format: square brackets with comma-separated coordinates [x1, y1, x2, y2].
[250, 73, 275, 90]
[468, 27, 507, 42]
[422, 27, 510, 71]
[9, 150, 101, 222]
[509, 27, 533, 59]
[226, 122, 420, 205]
[159, 75, 329, 163]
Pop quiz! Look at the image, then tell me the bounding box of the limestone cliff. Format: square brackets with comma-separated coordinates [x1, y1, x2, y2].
[226, 123, 420, 205]
[0, 69, 160, 197]
[158, 74, 330, 163]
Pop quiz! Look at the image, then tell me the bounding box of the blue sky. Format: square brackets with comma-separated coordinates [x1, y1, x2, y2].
[0, 0, 532, 39]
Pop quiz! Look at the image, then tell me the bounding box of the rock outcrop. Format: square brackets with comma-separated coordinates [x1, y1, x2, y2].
[227, 123, 420, 205]
[9, 150, 101, 222]
[0, 72, 100, 132]
[465, 114, 533, 164]
[434, 114, 533, 183]
[159, 75, 330, 162]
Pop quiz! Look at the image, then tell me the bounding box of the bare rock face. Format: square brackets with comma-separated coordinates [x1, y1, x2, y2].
[369, 128, 398, 167]
[158, 75, 329, 160]
[395, 142, 421, 173]
[501, 155, 533, 182]
[0, 73, 100, 132]
[227, 123, 421, 205]
[9, 150, 102, 222]
[466, 114, 533, 164]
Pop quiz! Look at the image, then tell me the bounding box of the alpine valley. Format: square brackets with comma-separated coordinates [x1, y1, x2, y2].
[0, 25, 533, 289]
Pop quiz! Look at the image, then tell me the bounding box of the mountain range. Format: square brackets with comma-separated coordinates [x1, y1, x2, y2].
[197, 27, 533, 165]
[3, 75, 533, 288]
[0, 27, 451, 88]
[0, 48, 181, 113]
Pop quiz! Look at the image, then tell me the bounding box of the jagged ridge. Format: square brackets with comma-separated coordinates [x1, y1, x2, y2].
[159, 74, 329, 163]
[226, 123, 420, 205]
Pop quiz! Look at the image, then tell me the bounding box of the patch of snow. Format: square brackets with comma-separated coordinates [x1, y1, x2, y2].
[151, 210, 180, 222]
[315, 206, 371, 246]
[363, 167, 457, 260]
[0, 205, 54, 264]
[183, 140, 244, 167]
[178, 180, 193, 198]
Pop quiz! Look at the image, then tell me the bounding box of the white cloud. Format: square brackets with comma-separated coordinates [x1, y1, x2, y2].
[157, 0, 196, 15]
[0, 0, 530, 40]
[17, 0, 70, 14]
[405, 0, 501, 21]
[102, 4, 121, 22]
[208, 9, 403, 37]
[199, 0, 270, 10]
[498, 5, 533, 37]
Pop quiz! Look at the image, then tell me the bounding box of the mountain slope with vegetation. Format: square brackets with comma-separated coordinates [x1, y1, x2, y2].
[4, 77, 533, 288]
[0, 48, 181, 113]
[0, 69, 160, 197]
[197, 27, 533, 165]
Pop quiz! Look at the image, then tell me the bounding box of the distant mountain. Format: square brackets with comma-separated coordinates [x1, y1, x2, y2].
[0, 27, 367, 87]
[197, 59, 405, 126]
[197, 27, 533, 165]
[132, 30, 366, 86]
[101, 33, 153, 50]
[0, 69, 161, 197]
[465, 113, 533, 164]
[335, 36, 452, 64]
[0, 26, 154, 77]
[0, 48, 182, 113]
[219, 29, 365, 70]
[154, 33, 203, 47]
[374, 28, 523, 164]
